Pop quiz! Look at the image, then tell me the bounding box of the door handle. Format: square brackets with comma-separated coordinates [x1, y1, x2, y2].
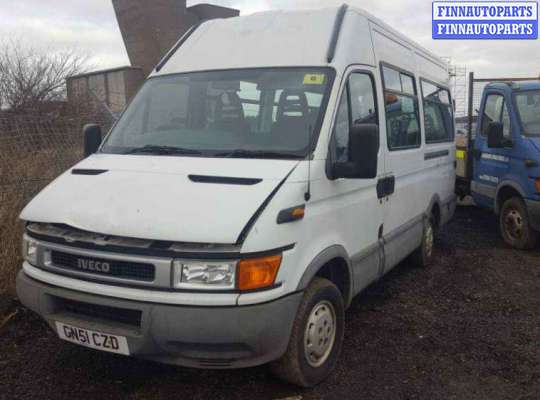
[377, 176, 395, 199]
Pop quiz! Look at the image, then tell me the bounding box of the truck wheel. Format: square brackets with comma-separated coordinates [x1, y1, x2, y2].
[270, 277, 344, 387]
[500, 197, 538, 250]
[410, 216, 435, 268]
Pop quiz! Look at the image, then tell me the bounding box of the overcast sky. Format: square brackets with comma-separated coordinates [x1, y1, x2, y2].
[0, 0, 538, 79]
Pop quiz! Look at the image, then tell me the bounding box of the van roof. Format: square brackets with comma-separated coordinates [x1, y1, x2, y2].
[152, 3, 446, 77]
[486, 81, 540, 91]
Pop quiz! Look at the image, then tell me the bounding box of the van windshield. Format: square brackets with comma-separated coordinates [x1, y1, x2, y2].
[515, 90, 540, 137]
[101, 68, 334, 159]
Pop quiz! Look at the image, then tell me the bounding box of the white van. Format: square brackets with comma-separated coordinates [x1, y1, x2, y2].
[17, 4, 456, 387]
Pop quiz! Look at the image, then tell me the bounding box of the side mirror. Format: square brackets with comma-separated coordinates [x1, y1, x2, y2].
[486, 122, 504, 148]
[83, 124, 102, 157]
[332, 123, 380, 179]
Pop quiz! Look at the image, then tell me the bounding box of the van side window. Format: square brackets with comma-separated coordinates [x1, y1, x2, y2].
[381, 65, 421, 150]
[481, 94, 511, 139]
[421, 80, 454, 143]
[332, 73, 378, 163]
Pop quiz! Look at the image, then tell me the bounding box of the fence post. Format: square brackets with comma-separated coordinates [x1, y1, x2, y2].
[467, 71, 474, 145]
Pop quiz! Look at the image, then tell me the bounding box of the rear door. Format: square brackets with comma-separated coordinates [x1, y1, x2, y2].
[472, 91, 513, 207]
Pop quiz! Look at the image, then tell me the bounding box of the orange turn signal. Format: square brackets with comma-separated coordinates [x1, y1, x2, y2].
[535, 179, 540, 194]
[291, 207, 305, 219]
[277, 205, 306, 224]
[238, 254, 282, 291]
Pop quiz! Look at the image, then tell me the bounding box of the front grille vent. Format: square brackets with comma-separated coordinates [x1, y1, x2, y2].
[50, 251, 155, 282]
[54, 297, 142, 327]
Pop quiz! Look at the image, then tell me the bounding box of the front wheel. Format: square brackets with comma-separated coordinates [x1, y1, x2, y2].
[270, 278, 345, 387]
[499, 197, 538, 250]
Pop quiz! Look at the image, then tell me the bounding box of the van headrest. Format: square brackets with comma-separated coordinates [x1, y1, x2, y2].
[277, 90, 308, 122]
[215, 91, 245, 123]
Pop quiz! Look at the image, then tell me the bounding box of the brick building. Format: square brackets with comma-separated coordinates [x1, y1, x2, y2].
[67, 1, 239, 114]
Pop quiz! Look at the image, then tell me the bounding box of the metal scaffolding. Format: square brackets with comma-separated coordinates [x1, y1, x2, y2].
[443, 58, 468, 118]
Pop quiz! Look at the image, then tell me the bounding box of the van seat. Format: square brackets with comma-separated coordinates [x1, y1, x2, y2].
[272, 90, 310, 149]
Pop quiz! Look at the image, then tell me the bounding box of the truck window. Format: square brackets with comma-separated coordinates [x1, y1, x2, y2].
[332, 73, 378, 163]
[481, 94, 511, 139]
[421, 80, 454, 143]
[515, 91, 540, 136]
[382, 65, 421, 150]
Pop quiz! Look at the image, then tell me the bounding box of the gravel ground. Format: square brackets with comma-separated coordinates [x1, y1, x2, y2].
[1, 206, 539, 400]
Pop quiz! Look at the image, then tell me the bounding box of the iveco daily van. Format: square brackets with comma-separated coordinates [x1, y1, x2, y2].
[17, 4, 456, 387]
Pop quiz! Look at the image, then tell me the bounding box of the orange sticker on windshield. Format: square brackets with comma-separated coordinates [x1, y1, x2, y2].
[303, 74, 325, 85]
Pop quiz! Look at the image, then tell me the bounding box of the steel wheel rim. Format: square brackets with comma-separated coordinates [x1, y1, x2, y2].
[304, 300, 336, 368]
[425, 223, 434, 258]
[504, 208, 523, 239]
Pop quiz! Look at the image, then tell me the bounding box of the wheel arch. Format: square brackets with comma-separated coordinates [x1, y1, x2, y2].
[296, 245, 354, 308]
[495, 181, 526, 215]
[426, 194, 442, 229]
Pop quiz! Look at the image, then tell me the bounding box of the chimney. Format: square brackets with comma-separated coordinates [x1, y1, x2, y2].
[112, 0, 239, 77]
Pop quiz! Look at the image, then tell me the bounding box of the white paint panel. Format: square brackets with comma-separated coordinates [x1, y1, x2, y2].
[335, 10, 376, 67]
[416, 51, 450, 86]
[157, 9, 337, 75]
[20, 155, 298, 244]
[371, 28, 415, 72]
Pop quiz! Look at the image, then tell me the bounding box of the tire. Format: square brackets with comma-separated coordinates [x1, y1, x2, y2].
[270, 277, 345, 388]
[499, 196, 538, 250]
[410, 216, 435, 268]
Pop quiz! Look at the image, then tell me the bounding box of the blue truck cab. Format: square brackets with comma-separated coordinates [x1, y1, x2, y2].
[470, 81, 540, 249]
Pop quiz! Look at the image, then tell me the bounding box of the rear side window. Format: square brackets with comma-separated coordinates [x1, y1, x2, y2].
[481, 94, 511, 139]
[421, 81, 454, 143]
[382, 65, 421, 150]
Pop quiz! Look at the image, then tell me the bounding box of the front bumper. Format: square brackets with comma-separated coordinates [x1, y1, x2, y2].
[525, 198, 540, 232]
[17, 271, 302, 369]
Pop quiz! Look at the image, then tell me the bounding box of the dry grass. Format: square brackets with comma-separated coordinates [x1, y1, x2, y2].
[0, 190, 26, 296]
[0, 115, 109, 296]
[0, 150, 80, 296]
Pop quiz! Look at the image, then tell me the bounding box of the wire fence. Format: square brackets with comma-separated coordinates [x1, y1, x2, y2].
[0, 112, 113, 295]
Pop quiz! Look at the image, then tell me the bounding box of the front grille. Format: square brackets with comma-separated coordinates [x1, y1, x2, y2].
[50, 251, 155, 282]
[54, 297, 142, 327]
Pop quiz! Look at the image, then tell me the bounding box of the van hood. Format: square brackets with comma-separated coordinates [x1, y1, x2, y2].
[20, 154, 299, 244]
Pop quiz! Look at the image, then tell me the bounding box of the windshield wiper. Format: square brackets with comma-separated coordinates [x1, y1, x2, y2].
[215, 150, 304, 160]
[125, 145, 203, 156]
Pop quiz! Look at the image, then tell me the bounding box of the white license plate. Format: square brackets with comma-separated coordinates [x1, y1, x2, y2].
[56, 322, 130, 355]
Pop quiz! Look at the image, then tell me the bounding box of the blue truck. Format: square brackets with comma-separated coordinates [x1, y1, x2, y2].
[456, 78, 540, 249]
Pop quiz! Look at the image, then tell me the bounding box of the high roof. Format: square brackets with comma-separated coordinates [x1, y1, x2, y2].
[153, 4, 446, 77]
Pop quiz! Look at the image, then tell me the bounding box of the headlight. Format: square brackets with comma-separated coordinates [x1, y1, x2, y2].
[172, 254, 283, 291]
[172, 261, 236, 289]
[22, 235, 38, 265]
